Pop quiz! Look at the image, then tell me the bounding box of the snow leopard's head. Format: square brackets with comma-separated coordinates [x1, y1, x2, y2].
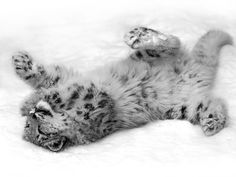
[22, 84, 116, 152]
[23, 100, 73, 152]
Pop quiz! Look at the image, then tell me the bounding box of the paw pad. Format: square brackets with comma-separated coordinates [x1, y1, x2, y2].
[201, 113, 226, 136]
[12, 51, 33, 77]
[124, 27, 167, 49]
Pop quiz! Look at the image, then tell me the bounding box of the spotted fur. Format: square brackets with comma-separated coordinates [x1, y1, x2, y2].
[13, 27, 232, 152]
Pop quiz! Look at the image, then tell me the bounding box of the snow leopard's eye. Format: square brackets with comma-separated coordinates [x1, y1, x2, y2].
[30, 106, 53, 121]
[36, 107, 53, 117]
[31, 100, 53, 119]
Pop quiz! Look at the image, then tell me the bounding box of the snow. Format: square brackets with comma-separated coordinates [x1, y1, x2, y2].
[0, 0, 236, 176]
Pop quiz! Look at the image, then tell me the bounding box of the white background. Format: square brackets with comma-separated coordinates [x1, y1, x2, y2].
[0, 0, 236, 176]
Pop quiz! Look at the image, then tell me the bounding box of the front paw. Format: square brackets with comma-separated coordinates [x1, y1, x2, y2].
[12, 51, 33, 79]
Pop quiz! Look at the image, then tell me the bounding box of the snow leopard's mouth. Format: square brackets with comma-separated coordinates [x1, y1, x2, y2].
[23, 113, 70, 152]
[43, 136, 68, 152]
[36, 125, 70, 152]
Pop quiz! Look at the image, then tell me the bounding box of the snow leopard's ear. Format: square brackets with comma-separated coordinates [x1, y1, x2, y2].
[45, 137, 67, 152]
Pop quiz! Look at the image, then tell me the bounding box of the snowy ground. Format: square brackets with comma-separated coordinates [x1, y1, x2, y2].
[0, 0, 236, 176]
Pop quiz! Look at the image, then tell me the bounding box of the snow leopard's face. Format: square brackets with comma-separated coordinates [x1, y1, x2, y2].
[22, 86, 116, 152]
[23, 101, 72, 152]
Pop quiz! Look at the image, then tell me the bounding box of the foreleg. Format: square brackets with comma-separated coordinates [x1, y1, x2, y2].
[12, 51, 70, 89]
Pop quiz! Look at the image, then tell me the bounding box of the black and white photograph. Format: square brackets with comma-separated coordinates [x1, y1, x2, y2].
[0, 0, 236, 176]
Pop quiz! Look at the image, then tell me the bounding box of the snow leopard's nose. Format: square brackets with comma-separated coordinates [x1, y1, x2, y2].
[29, 108, 37, 120]
[29, 108, 36, 115]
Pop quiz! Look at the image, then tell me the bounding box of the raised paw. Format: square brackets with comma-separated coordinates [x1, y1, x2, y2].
[200, 100, 227, 136]
[124, 27, 171, 49]
[12, 51, 33, 78]
[200, 114, 226, 136]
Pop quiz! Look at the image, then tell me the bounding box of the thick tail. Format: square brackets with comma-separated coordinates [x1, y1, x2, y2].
[191, 30, 233, 67]
[179, 30, 233, 93]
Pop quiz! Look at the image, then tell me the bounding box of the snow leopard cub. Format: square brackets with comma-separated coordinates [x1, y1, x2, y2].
[12, 27, 232, 152]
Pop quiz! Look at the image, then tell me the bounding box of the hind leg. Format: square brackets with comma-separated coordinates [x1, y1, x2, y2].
[197, 98, 227, 136]
[124, 27, 181, 59]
